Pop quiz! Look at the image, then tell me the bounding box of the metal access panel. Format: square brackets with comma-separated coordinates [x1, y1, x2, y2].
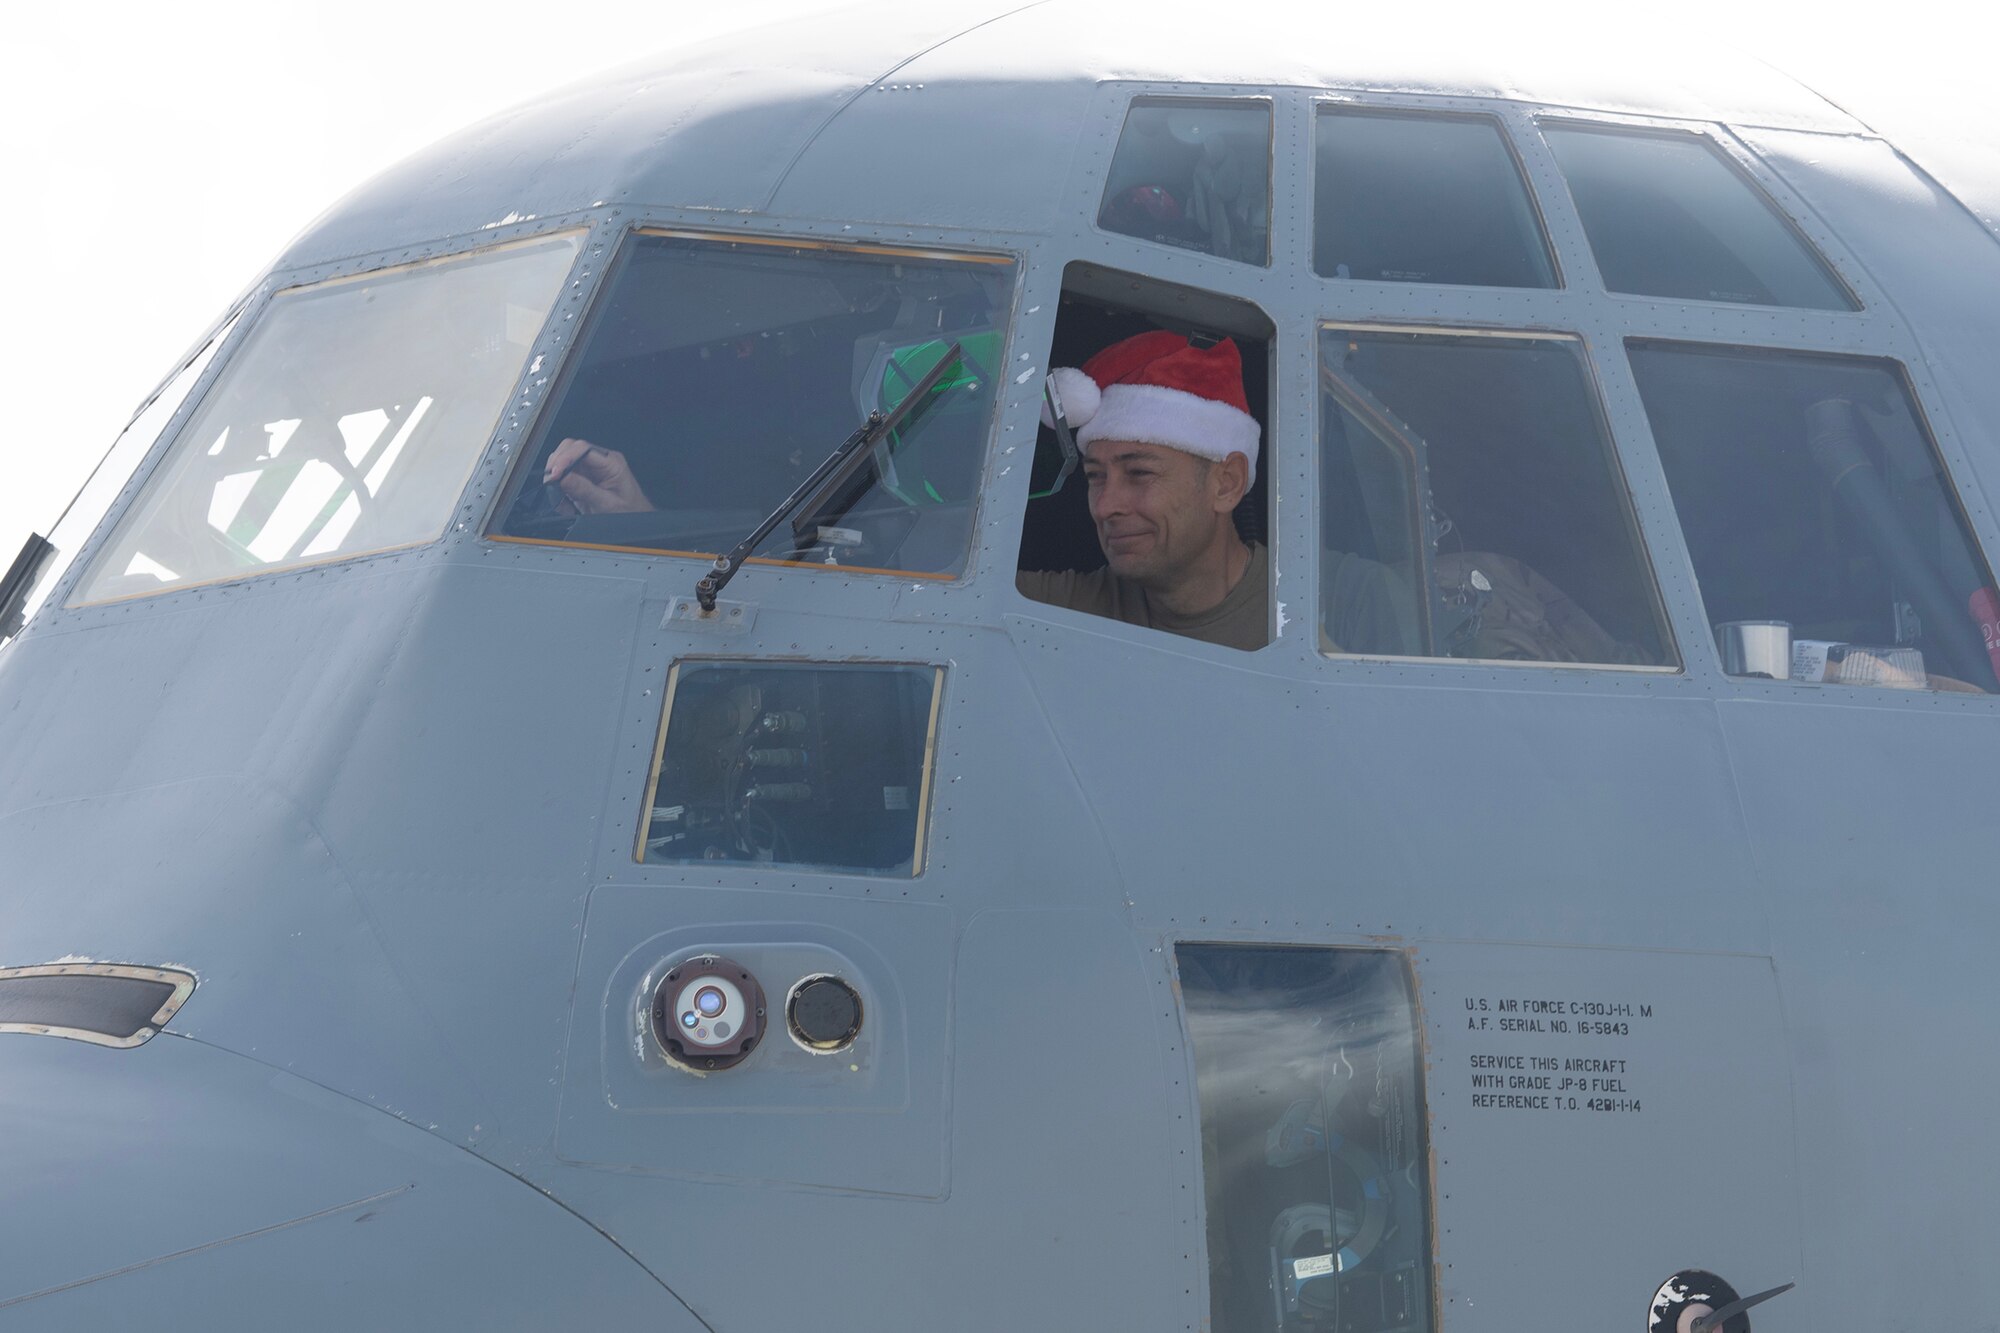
[1416, 940, 1800, 1328]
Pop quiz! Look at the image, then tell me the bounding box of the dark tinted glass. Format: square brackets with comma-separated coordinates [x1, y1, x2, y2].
[1315, 112, 1556, 288]
[1320, 330, 1671, 665]
[1545, 127, 1856, 310]
[1630, 343, 2000, 692]
[1178, 945, 1434, 1333]
[492, 234, 1015, 578]
[640, 661, 944, 874]
[1099, 99, 1271, 265]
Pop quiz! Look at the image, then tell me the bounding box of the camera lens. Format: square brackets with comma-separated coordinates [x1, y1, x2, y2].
[680, 1010, 698, 1029]
[694, 985, 726, 1017]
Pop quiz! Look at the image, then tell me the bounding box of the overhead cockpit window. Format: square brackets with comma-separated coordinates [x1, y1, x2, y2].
[1314, 110, 1557, 289]
[72, 234, 582, 604]
[1098, 99, 1272, 266]
[1320, 329, 1672, 666]
[1543, 125, 1858, 310]
[1178, 945, 1434, 1333]
[639, 661, 944, 875]
[1630, 344, 2000, 693]
[490, 234, 1014, 580]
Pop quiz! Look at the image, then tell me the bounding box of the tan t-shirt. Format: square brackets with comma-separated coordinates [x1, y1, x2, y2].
[1019, 544, 1420, 654]
[1016, 544, 1271, 651]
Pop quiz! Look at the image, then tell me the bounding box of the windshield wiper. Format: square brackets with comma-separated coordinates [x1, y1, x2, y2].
[1689, 1282, 1794, 1333]
[0, 533, 56, 642]
[694, 341, 963, 611]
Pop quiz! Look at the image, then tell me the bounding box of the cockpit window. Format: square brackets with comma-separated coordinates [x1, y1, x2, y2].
[1629, 343, 2000, 692]
[1098, 99, 1272, 266]
[72, 234, 582, 605]
[1314, 110, 1557, 289]
[490, 233, 1014, 579]
[1543, 125, 1858, 310]
[1320, 328, 1672, 666]
[1178, 945, 1434, 1333]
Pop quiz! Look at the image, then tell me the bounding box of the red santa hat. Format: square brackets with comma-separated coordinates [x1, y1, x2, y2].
[1042, 331, 1260, 487]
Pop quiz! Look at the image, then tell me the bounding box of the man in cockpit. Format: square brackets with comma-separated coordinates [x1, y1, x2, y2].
[1016, 330, 1410, 653]
[543, 328, 1628, 663]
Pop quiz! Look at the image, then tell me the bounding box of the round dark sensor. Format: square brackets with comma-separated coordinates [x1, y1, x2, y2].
[788, 976, 863, 1050]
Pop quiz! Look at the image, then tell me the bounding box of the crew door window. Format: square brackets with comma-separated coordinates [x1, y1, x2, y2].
[1179, 945, 1435, 1333]
[1319, 329, 1672, 666]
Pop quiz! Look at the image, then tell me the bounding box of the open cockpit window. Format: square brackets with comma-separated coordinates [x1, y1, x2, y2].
[490, 233, 1014, 580]
[1315, 110, 1556, 289]
[72, 234, 582, 604]
[1178, 945, 1434, 1333]
[1320, 328, 1672, 666]
[1016, 265, 1275, 652]
[1543, 125, 1857, 310]
[639, 660, 944, 875]
[1629, 343, 2000, 692]
[1098, 99, 1272, 266]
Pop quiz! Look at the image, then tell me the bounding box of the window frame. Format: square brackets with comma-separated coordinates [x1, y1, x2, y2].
[1094, 94, 1278, 269]
[1314, 320, 1681, 673]
[636, 656, 948, 877]
[482, 226, 1020, 585]
[1009, 260, 1283, 654]
[62, 228, 593, 609]
[1536, 117, 1863, 312]
[1310, 104, 1564, 291]
[1624, 336, 2000, 693]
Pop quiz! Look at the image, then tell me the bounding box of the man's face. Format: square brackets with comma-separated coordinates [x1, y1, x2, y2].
[1083, 439, 1230, 586]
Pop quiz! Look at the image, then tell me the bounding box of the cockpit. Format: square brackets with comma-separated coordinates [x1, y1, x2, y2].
[43, 89, 2000, 696]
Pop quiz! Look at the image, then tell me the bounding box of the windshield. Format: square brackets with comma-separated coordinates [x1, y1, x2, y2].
[71, 233, 581, 605]
[2, 313, 237, 636]
[489, 232, 1016, 580]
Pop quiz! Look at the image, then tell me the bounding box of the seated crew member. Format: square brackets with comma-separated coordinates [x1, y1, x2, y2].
[1017, 330, 1411, 653]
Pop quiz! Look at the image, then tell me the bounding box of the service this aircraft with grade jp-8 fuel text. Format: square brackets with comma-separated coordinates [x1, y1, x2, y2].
[2, 3, 1996, 1329]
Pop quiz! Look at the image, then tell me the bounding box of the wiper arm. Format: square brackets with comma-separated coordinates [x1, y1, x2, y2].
[695, 341, 963, 612]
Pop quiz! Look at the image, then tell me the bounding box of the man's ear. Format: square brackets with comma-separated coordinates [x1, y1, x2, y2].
[1211, 451, 1250, 512]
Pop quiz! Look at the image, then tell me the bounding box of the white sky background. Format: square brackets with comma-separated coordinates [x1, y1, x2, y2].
[2, 0, 1991, 572]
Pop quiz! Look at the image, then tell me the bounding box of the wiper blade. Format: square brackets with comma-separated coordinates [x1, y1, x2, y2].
[0, 533, 56, 642]
[695, 341, 963, 612]
[1689, 1282, 1794, 1333]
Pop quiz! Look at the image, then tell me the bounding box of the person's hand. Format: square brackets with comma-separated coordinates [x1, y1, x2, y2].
[544, 438, 654, 514]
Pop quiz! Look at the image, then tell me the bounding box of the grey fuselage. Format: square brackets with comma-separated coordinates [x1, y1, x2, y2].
[3, 6, 1996, 1330]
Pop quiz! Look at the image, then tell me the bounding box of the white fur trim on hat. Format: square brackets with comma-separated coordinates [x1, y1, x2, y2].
[1075, 383, 1262, 487]
[1040, 366, 1101, 431]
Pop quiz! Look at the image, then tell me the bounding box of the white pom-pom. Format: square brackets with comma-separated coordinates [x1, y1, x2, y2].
[1040, 366, 1101, 430]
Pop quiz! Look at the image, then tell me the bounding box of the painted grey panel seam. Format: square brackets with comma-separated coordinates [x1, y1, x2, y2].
[758, 1, 1054, 213]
